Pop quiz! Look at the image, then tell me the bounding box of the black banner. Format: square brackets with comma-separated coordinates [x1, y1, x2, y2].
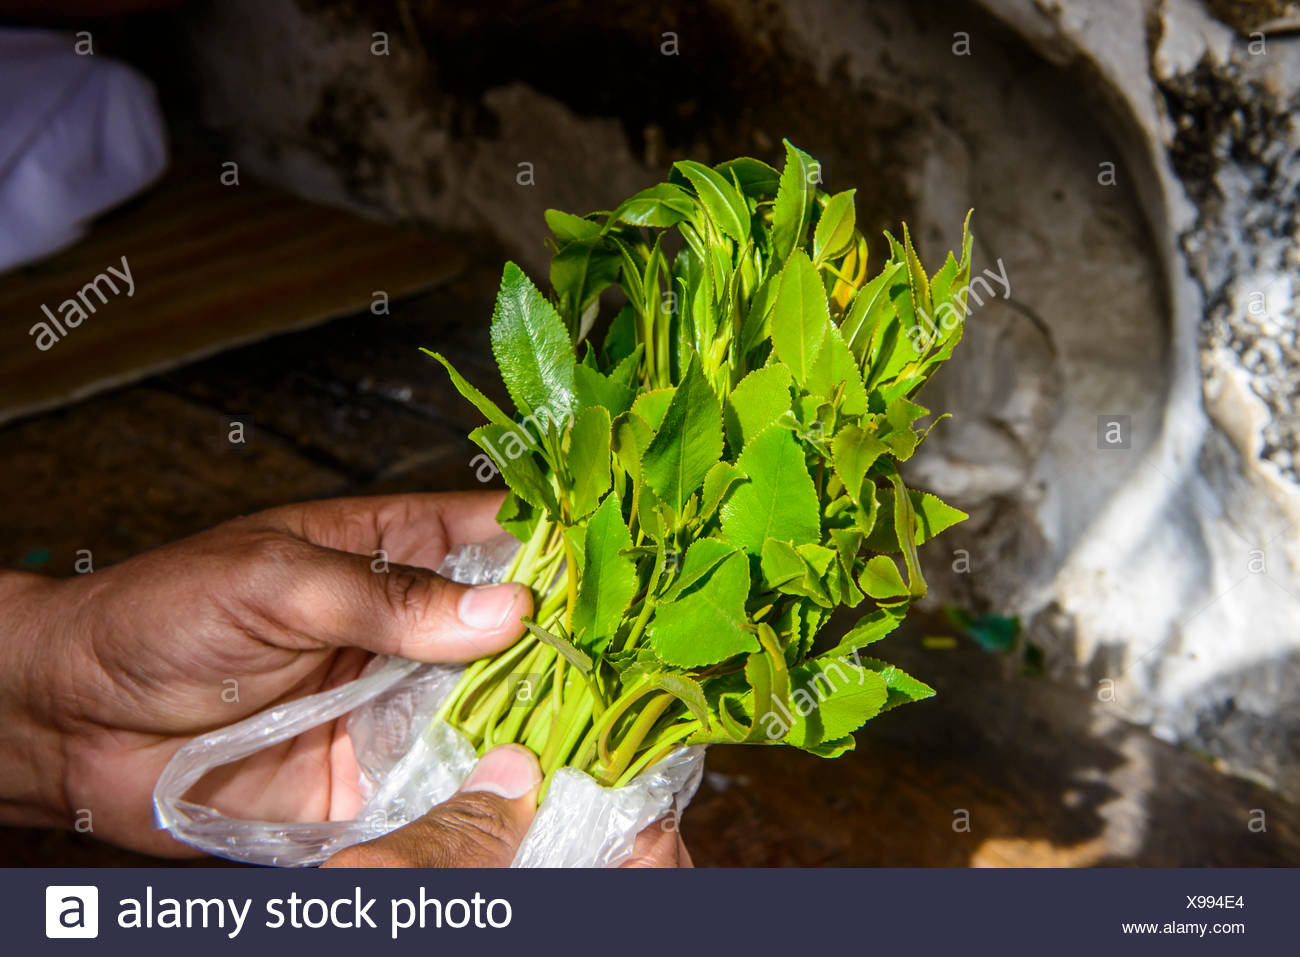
[13, 867, 1295, 954]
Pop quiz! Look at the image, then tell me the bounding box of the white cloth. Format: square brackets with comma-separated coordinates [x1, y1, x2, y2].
[0, 28, 167, 273]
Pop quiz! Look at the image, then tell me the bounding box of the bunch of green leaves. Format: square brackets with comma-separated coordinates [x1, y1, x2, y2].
[426, 140, 973, 791]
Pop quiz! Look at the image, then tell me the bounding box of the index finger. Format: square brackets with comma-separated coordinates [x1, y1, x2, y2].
[254, 490, 510, 568]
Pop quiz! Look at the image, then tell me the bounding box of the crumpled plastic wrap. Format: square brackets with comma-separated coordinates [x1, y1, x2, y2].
[152, 536, 705, 867]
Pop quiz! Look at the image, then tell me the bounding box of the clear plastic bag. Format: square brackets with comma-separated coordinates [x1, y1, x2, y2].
[152, 537, 704, 867]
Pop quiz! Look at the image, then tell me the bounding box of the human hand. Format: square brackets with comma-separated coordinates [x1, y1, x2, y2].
[0, 491, 532, 856]
[322, 743, 692, 868]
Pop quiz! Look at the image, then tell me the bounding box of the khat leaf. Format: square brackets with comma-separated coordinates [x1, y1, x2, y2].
[661, 537, 740, 602]
[568, 406, 612, 518]
[770, 250, 830, 385]
[724, 364, 793, 452]
[649, 673, 712, 728]
[490, 262, 577, 418]
[858, 554, 908, 600]
[574, 363, 634, 418]
[806, 322, 868, 415]
[722, 425, 820, 554]
[832, 424, 888, 505]
[818, 604, 907, 659]
[853, 656, 936, 711]
[609, 183, 696, 228]
[674, 159, 750, 244]
[640, 356, 724, 514]
[912, 491, 968, 543]
[648, 548, 757, 667]
[522, 617, 593, 674]
[715, 156, 780, 198]
[422, 350, 514, 430]
[813, 189, 856, 265]
[471, 423, 555, 512]
[611, 411, 653, 482]
[631, 387, 675, 431]
[571, 494, 637, 654]
[545, 208, 602, 242]
[772, 139, 817, 263]
[700, 461, 746, 521]
[785, 658, 889, 748]
[840, 262, 904, 365]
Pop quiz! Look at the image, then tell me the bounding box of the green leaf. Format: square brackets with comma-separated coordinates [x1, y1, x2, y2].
[601, 305, 637, 365]
[715, 156, 780, 198]
[489, 262, 577, 418]
[832, 424, 888, 505]
[738, 272, 780, 358]
[786, 658, 889, 747]
[610, 344, 644, 390]
[636, 484, 665, 541]
[721, 425, 820, 554]
[470, 424, 555, 511]
[759, 537, 806, 590]
[700, 460, 745, 520]
[550, 238, 620, 333]
[760, 539, 835, 606]
[571, 494, 637, 654]
[770, 250, 830, 385]
[724, 365, 792, 452]
[819, 605, 907, 659]
[648, 549, 757, 667]
[912, 491, 968, 543]
[495, 491, 540, 544]
[858, 555, 907, 599]
[640, 356, 724, 514]
[649, 673, 712, 728]
[885, 396, 929, 429]
[806, 322, 868, 415]
[674, 159, 750, 244]
[563, 521, 586, 571]
[521, 617, 592, 674]
[901, 222, 932, 321]
[545, 208, 601, 242]
[422, 350, 515, 430]
[611, 411, 653, 481]
[813, 189, 856, 265]
[573, 363, 634, 418]
[854, 656, 936, 711]
[660, 537, 739, 602]
[772, 139, 817, 263]
[630, 387, 675, 431]
[799, 735, 857, 758]
[797, 542, 836, 575]
[568, 406, 612, 518]
[609, 183, 696, 228]
[840, 262, 904, 364]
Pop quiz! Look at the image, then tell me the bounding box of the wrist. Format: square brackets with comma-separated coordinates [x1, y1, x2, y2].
[0, 570, 73, 829]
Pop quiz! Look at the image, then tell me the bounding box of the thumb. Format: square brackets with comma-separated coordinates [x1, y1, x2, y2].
[322, 745, 542, 868]
[251, 537, 532, 661]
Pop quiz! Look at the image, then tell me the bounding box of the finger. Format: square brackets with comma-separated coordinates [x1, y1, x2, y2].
[258, 491, 509, 569]
[322, 745, 542, 868]
[619, 816, 692, 868]
[247, 537, 531, 662]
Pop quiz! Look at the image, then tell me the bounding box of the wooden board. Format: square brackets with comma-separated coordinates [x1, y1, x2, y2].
[0, 169, 467, 425]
